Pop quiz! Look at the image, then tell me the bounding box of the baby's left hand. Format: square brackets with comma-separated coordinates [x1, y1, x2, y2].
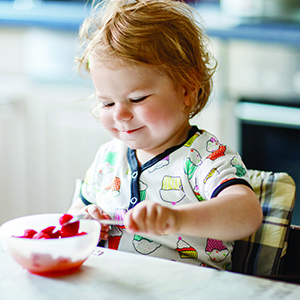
[124, 201, 180, 235]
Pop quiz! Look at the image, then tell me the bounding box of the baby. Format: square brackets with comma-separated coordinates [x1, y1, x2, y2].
[68, 0, 262, 269]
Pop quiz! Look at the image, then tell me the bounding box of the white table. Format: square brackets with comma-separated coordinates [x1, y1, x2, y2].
[1, 241, 300, 300]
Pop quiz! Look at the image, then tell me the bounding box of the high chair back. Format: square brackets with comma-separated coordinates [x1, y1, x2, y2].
[231, 170, 296, 277]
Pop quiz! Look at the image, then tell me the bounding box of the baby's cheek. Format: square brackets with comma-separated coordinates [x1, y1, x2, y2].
[99, 111, 113, 128]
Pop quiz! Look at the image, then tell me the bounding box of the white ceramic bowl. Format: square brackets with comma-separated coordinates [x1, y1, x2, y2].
[0, 213, 101, 276]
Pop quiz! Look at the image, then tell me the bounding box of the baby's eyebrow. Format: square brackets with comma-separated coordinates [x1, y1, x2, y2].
[97, 94, 112, 101]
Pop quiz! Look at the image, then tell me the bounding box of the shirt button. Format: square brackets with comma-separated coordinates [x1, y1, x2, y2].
[130, 197, 138, 205]
[132, 171, 138, 179]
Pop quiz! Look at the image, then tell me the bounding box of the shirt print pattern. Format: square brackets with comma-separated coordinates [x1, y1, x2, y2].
[80, 126, 251, 270]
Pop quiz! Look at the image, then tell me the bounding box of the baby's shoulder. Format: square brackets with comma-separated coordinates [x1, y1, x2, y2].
[182, 129, 239, 162]
[94, 138, 128, 161]
[184, 129, 219, 150]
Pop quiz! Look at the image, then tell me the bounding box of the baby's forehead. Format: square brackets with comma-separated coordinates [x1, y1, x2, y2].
[89, 53, 134, 70]
[89, 52, 180, 89]
[89, 53, 118, 68]
[90, 54, 161, 73]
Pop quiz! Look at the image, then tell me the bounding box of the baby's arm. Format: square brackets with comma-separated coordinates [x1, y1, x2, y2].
[68, 198, 110, 240]
[125, 184, 263, 241]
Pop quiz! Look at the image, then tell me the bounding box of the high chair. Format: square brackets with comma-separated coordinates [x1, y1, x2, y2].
[231, 170, 299, 283]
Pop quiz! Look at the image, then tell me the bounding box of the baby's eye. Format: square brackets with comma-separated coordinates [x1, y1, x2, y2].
[130, 96, 148, 103]
[101, 102, 115, 108]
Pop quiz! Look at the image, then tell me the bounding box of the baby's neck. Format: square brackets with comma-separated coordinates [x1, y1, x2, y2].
[135, 125, 193, 166]
[135, 150, 154, 166]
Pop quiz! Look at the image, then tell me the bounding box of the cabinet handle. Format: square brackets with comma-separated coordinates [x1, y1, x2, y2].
[235, 102, 300, 128]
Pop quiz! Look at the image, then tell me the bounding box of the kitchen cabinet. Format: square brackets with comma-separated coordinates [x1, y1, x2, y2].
[0, 77, 27, 224]
[0, 28, 29, 224]
[0, 28, 112, 224]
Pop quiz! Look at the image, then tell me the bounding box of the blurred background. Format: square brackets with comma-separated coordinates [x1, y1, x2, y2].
[1, 0, 300, 225]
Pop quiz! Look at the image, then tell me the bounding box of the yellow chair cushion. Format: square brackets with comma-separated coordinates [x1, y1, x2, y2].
[231, 170, 296, 276]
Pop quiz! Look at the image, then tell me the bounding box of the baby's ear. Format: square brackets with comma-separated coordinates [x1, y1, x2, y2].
[183, 85, 200, 108]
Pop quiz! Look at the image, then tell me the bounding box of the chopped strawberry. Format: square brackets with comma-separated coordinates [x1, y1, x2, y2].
[59, 214, 73, 226]
[61, 221, 79, 238]
[13, 214, 87, 240]
[32, 232, 50, 239]
[41, 226, 61, 239]
[41, 226, 56, 235]
[50, 230, 61, 239]
[77, 232, 87, 236]
[22, 229, 37, 239]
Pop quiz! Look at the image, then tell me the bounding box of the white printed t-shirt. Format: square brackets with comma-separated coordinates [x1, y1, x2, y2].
[80, 126, 252, 270]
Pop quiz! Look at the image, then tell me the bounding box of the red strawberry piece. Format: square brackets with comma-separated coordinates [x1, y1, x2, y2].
[41, 226, 56, 235]
[61, 221, 79, 238]
[59, 214, 73, 226]
[41, 226, 61, 239]
[22, 229, 38, 239]
[77, 232, 87, 236]
[32, 232, 50, 239]
[50, 230, 61, 239]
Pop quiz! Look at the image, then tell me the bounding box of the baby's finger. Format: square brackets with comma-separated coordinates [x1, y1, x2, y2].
[83, 205, 110, 221]
[100, 225, 110, 240]
[86, 205, 103, 219]
[124, 210, 139, 232]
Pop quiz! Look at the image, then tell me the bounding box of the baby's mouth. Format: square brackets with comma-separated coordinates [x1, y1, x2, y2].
[121, 127, 141, 134]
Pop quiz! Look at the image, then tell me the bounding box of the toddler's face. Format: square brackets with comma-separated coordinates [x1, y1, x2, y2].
[90, 59, 192, 161]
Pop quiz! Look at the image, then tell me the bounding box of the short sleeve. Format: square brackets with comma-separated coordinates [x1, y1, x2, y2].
[193, 131, 250, 200]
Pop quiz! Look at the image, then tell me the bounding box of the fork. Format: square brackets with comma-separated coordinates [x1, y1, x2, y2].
[63, 214, 124, 226]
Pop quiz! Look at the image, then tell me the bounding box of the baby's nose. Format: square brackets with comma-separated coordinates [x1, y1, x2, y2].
[113, 103, 133, 122]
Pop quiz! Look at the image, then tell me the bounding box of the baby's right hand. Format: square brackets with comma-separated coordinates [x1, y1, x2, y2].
[78, 204, 110, 241]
